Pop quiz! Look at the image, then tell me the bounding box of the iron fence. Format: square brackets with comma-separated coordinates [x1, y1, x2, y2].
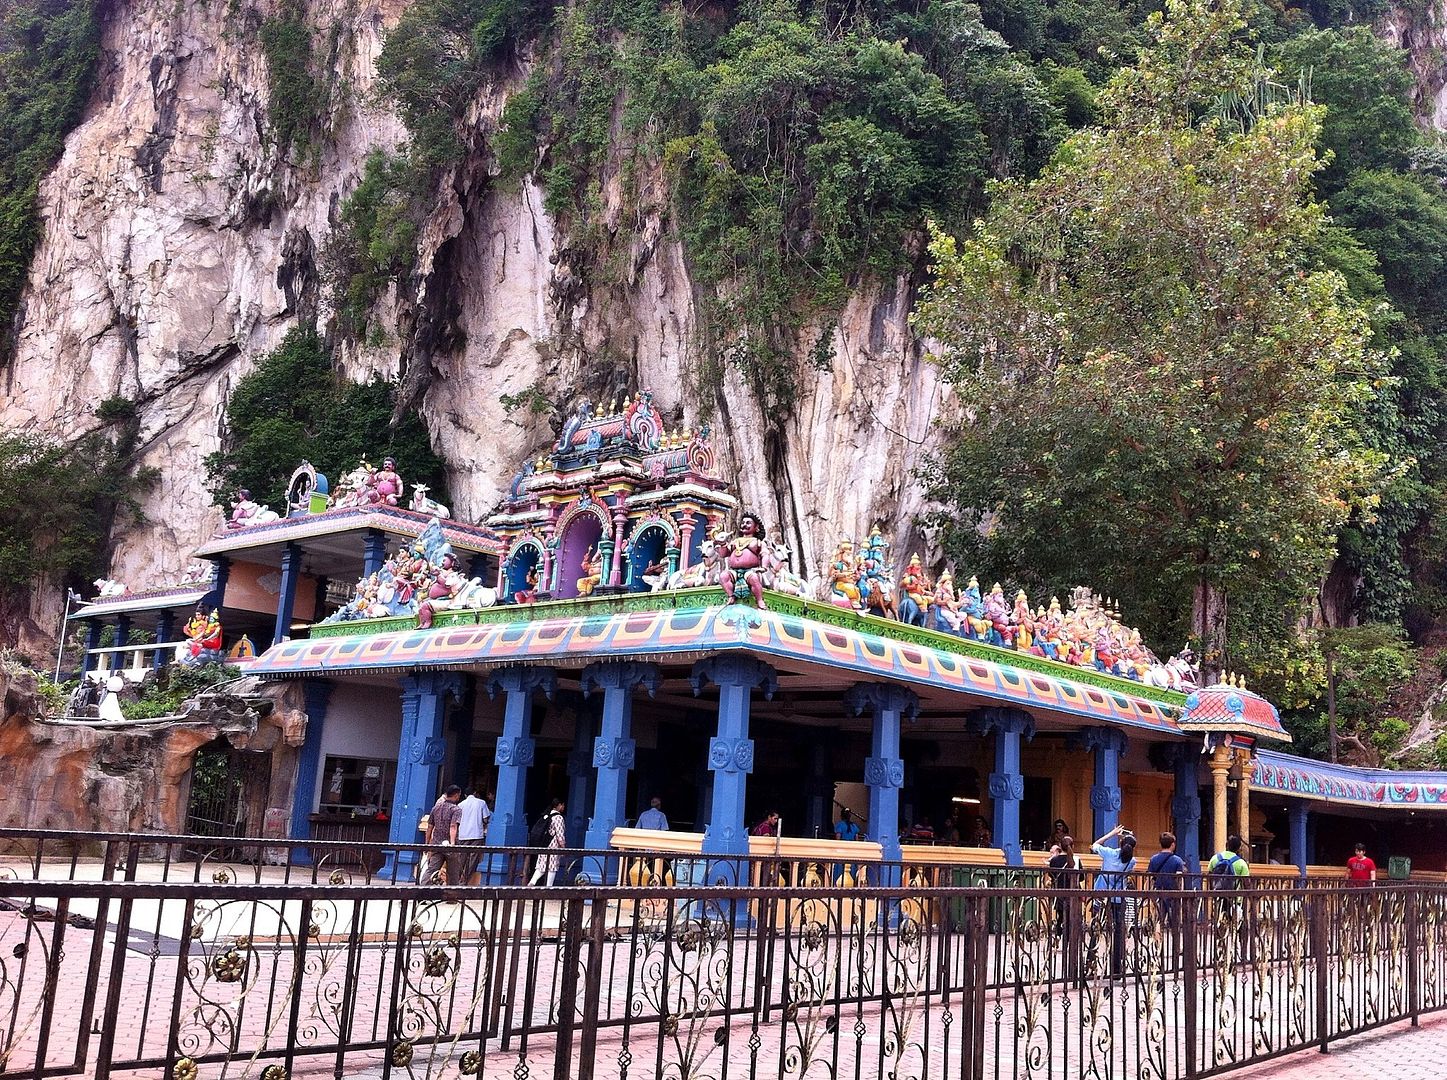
[0, 845, 1442, 1079]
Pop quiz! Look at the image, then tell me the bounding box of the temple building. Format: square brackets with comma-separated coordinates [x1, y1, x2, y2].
[49, 398, 1447, 879]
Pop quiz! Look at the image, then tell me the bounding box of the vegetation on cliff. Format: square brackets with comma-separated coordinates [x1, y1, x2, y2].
[0, 403, 155, 636]
[203, 326, 448, 511]
[0, 0, 102, 358]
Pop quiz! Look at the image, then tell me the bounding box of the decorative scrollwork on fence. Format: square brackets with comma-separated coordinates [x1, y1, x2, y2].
[630, 900, 736, 1080]
[388, 898, 496, 1079]
[0, 904, 56, 1071]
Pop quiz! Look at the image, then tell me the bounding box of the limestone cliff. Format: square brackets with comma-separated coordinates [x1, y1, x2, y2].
[0, 0, 942, 649]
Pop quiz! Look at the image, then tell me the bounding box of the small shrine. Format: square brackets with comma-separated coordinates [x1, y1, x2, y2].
[485, 391, 736, 601]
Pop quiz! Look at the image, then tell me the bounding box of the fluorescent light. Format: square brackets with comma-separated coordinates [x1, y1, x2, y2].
[952, 796, 981, 805]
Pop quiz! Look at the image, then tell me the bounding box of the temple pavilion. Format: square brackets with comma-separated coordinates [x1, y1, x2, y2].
[62, 397, 1447, 880]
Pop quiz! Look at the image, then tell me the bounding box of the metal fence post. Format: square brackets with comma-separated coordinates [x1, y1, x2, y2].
[576, 895, 607, 1080]
[1184, 889, 1198, 1079]
[1408, 888, 1422, 1027]
[553, 896, 587, 1080]
[1312, 891, 1330, 1053]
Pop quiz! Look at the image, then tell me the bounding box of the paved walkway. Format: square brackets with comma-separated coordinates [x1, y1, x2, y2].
[1231, 1011, 1447, 1078]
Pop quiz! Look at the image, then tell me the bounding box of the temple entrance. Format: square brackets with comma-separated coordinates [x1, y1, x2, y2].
[504, 542, 542, 602]
[627, 523, 672, 592]
[184, 737, 272, 854]
[555, 511, 605, 598]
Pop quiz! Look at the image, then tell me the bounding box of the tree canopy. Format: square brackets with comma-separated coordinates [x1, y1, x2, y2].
[914, 0, 1387, 676]
[204, 327, 448, 512]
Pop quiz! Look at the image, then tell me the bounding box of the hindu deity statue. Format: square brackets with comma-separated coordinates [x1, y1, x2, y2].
[720, 511, 770, 609]
[373, 457, 404, 506]
[857, 526, 897, 618]
[1012, 590, 1034, 650]
[898, 554, 933, 627]
[576, 547, 602, 597]
[417, 551, 468, 628]
[982, 583, 1011, 645]
[182, 606, 223, 665]
[227, 490, 278, 530]
[514, 564, 540, 605]
[961, 577, 991, 640]
[932, 570, 964, 633]
[827, 540, 861, 609]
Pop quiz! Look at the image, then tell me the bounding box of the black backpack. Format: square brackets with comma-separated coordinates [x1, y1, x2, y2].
[528, 810, 554, 847]
[1210, 852, 1240, 890]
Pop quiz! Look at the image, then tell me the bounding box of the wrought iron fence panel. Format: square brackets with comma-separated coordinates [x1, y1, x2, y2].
[0, 856, 1443, 1079]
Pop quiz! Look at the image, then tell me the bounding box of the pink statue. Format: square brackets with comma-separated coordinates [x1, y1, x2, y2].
[374, 456, 404, 506]
[227, 489, 279, 530]
[721, 511, 769, 609]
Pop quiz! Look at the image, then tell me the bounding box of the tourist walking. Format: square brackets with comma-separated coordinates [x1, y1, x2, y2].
[528, 799, 567, 886]
[455, 787, 491, 885]
[637, 796, 669, 830]
[1091, 824, 1138, 977]
[1346, 842, 1377, 885]
[421, 785, 463, 885]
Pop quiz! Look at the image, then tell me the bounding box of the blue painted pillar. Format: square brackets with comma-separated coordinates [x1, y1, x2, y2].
[485, 666, 557, 848]
[565, 701, 594, 852]
[976, 708, 1035, 866]
[846, 683, 919, 884]
[581, 662, 661, 883]
[1289, 803, 1310, 880]
[382, 673, 463, 879]
[1167, 745, 1203, 876]
[289, 680, 334, 860]
[153, 612, 175, 670]
[210, 557, 231, 608]
[272, 542, 302, 648]
[692, 656, 778, 880]
[803, 739, 831, 839]
[447, 679, 475, 795]
[114, 616, 132, 673]
[1072, 727, 1127, 842]
[363, 529, 387, 577]
[82, 620, 102, 674]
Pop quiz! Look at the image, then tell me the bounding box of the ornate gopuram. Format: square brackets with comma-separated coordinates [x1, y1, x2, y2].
[485, 392, 736, 602]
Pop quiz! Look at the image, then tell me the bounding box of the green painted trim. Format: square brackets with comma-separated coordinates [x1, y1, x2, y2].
[302, 587, 1183, 708]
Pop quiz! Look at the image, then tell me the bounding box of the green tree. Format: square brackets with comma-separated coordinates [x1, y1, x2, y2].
[0, 408, 155, 641]
[913, 0, 1386, 675]
[0, 0, 102, 355]
[204, 327, 448, 510]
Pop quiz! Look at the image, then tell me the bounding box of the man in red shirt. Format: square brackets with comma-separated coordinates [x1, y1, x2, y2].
[1346, 843, 1377, 886]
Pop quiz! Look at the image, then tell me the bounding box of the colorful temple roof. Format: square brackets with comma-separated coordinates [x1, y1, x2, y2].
[1254, 748, 1447, 809]
[251, 595, 1185, 734]
[1179, 681, 1288, 741]
[196, 505, 500, 558]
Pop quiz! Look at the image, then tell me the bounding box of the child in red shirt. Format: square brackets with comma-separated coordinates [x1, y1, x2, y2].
[1346, 843, 1377, 886]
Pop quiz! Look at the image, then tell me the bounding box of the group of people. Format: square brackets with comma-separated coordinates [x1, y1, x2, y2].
[419, 785, 494, 887]
[421, 791, 674, 888]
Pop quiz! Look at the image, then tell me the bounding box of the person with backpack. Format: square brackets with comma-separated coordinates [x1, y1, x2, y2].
[1207, 834, 1250, 891]
[527, 799, 567, 886]
[1091, 824, 1138, 977]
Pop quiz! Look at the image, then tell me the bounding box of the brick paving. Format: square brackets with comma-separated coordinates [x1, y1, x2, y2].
[1229, 1011, 1447, 1079]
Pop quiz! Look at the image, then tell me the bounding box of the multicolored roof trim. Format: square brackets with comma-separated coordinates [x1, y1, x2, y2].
[1179, 682, 1288, 740]
[195, 505, 500, 556]
[1254, 749, 1447, 809]
[252, 604, 1183, 733]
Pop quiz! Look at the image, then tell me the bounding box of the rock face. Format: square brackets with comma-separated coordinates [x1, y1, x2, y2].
[0, 672, 309, 841]
[0, 0, 943, 649]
